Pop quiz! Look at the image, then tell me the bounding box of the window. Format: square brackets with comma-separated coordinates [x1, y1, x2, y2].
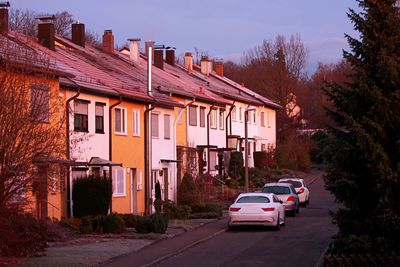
[164, 114, 171, 139]
[209, 151, 217, 171]
[261, 144, 266, 151]
[132, 109, 140, 136]
[189, 105, 197, 126]
[113, 168, 125, 196]
[260, 112, 265, 127]
[30, 84, 50, 123]
[95, 103, 105, 134]
[266, 111, 270, 126]
[151, 113, 159, 138]
[237, 196, 270, 203]
[210, 109, 217, 129]
[247, 110, 252, 123]
[74, 100, 89, 132]
[253, 110, 257, 123]
[115, 107, 126, 135]
[239, 107, 243, 121]
[231, 107, 237, 121]
[49, 169, 57, 194]
[200, 107, 206, 127]
[219, 109, 224, 130]
[177, 108, 183, 124]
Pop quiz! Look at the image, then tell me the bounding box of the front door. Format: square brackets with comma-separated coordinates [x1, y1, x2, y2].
[130, 168, 137, 214]
[163, 168, 169, 201]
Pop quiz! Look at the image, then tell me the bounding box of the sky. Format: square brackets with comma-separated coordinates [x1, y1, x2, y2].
[11, 0, 360, 75]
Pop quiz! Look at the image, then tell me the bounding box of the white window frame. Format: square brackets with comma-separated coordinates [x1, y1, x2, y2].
[231, 106, 237, 121]
[151, 112, 160, 138]
[219, 109, 224, 130]
[210, 109, 217, 129]
[164, 114, 171, 140]
[266, 111, 271, 127]
[113, 167, 126, 197]
[239, 107, 243, 122]
[260, 111, 265, 127]
[177, 107, 183, 124]
[132, 109, 140, 136]
[115, 107, 127, 135]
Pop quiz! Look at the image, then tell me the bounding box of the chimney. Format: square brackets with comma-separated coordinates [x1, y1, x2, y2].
[102, 30, 114, 54]
[71, 22, 85, 47]
[37, 15, 56, 51]
[184, 52, 193, 72]
[200, 56, 212, 76]
[214, 59, 224, 77]
[145, 40, 155, 62]
[166, 49, 175, 66]
[154, 49, 164, 70]
[128, 38, 141, 62]
[0, 2, 10, 35]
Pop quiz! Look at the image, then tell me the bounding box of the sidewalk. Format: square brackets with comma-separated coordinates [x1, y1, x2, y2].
[102, 218, 228, 267]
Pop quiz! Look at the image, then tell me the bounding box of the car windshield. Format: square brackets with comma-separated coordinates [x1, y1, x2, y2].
[237, 196, 270, 203]
[280, 180, 302, 188]
[262, 186, 291, 195]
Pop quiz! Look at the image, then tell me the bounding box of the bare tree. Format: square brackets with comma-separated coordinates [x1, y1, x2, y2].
[0, 38, 66, 210]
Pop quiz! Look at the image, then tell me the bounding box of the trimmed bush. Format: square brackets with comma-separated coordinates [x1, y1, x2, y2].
[72, 175, 112, 218]
[80, 216, 94, 234]
[150, 212, 169, 234]
[120, 214, 138, 228]
[189, 212, 220, 219]
[103, 214, 125, 234]
[191, 203, 223, 217]
[92, 215, 106, 233]
[228, 151, 244, 179]
[162, 200, 191, 220]
[177, 172, 200, 206]
[136, 216, 152, 234]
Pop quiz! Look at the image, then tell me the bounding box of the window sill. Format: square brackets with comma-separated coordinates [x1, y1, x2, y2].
[113, 194, 126, 198]
[114, 132, 127, 136]
[164, 137, 171, 140]
[132, 134, 141, 137]
[96, 131, 105, 134]
[74, 129, 89, 133]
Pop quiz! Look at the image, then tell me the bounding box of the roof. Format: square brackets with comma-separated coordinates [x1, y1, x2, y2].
[88, 157, 122, 167]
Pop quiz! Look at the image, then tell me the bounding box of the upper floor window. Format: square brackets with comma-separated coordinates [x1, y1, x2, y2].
[95, 102, 105, 134]
[115, 107, 127, 135]
[239, 107, 243, 122]
[177, 107, 183, 124]
[247, 110, 252, 123]
[189, 105, 197, 126]
[164, 114, 171, 139]
[219, 109, 224, 130]
[253, 110, 257, 124]
[200, 107, 206, 128]
[151, 113, 159, 138]
[74, 100, 89, 132]
[231, 106, 237, 121]
[260, 111, 265, 127]
[210, 109, 217, 129]
[132, 109, 140, 136]
[30, 84, 50, 123]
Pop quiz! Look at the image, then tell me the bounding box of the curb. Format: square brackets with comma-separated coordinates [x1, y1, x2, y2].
[308, 176, 319, 186]
[140, 228, 227, 267]
[314, 243, 329, 267]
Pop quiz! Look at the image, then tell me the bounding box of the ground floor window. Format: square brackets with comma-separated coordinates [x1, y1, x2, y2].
[113, 167, 126, 196]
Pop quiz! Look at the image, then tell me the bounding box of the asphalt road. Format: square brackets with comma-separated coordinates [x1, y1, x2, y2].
[155, 176, 339, 267]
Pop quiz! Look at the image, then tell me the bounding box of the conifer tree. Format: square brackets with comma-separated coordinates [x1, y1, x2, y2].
[325, 0, 400, 253]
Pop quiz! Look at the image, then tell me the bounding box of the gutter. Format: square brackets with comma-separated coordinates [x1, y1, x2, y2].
[66, 89, 80, 218]
[225, 101, 236, 149]
[206, 105, 215, 174]
[108, 95, 122, 213]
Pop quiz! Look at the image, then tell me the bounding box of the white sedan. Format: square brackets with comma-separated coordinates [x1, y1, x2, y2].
[228, 192, 285, 230]
[278, 178, 310, 206]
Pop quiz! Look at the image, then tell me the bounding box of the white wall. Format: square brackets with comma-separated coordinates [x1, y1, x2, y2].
[151, 107, 176, 202]
[67, 91, 110, 163]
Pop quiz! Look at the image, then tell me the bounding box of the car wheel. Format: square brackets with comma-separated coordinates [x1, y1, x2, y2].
[281, 212, 286, 226]
[306, 198, 310, 205]
[301, 202, 306, 207]
[288, 209, 296, 217]
[227, 223, 235, 231]
[274, 215, 280, 231]
[296, 206, 300, 214]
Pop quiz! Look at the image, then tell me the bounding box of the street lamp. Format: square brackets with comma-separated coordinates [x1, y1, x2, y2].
[244, 106, 256, 192]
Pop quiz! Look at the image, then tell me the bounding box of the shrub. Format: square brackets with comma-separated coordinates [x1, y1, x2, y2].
[59, 217, 81, 231]
[120, 214, 138, 228]
[276, 134, 311, 171]
[0, 209, 48, 257]
[228, 151, 244, 179]
[191, 203, 223, 217]
[136, 216, 152, 234]
[80, 216, 94, 234]
[177, 172, 200, 206]
[103, 214, 125, 234]
[189, 212, 220, 219]
[162, 200, 191, 220]
[92, 215, 106, 233]
[72, 175, 112, 218]
[150, 212, 169, 234]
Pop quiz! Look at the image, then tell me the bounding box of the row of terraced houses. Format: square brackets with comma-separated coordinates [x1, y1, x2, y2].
[0, 4, 280, 219]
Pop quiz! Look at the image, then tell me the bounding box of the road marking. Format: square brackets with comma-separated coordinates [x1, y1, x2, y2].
[140, 228, 227, 267]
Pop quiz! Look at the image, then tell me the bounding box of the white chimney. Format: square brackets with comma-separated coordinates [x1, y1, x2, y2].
[184, 52, 193, 72]
[200, 56, 212, 76]
[128, 38, 141, 62]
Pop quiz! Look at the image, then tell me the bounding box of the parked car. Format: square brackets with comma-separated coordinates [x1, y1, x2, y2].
[278, 177, 310, 206]
[228, 192, 285, 230]
[262, 183, 299, 216]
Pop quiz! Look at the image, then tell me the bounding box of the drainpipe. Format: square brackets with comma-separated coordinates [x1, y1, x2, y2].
[109, 95, 122, 214]
[66, 89, 80, 218]
[225, 101, 235, 149]
[144, 103, 155, 215]
[173, 97, 195, 192]
[206, 105, 215, 174]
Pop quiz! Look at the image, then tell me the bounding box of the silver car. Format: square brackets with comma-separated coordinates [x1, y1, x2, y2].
[262, 182, 300, 216]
